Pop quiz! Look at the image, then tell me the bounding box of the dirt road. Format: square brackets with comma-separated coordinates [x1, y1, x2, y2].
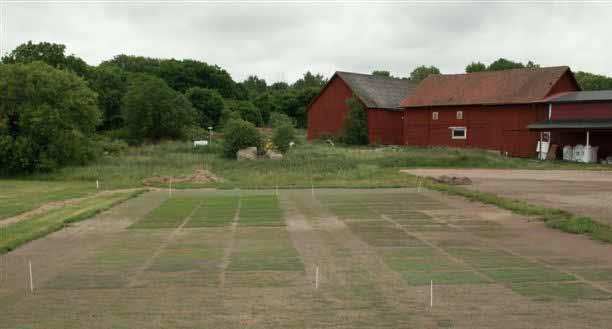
[402, 169, 612, 226]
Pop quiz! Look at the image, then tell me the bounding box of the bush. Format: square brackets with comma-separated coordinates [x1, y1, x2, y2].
[272, 123, 295, 153]
[94, 136, 129, 155]
[0, 62, 101, 173]
[122, 73, 197, 144]
[341, 97, 368, 145]
[222, 119, 263, 158]
[269, 112, 294, 128]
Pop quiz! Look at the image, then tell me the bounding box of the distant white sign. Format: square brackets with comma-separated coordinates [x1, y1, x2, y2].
[193, 140, 209, 147]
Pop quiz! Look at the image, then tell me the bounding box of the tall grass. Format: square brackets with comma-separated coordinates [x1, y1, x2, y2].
[20, 134, 610, 190]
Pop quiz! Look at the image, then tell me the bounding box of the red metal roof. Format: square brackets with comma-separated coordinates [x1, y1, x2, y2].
[401, 66, 571, 107]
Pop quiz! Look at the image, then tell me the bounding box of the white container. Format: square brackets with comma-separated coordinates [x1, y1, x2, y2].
[563, 145, 573, 161]
[573, 144, 584, 162]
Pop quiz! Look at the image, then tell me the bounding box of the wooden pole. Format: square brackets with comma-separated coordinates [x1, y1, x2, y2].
[315, 266, 319, 289]
[29, 260, 34, 293]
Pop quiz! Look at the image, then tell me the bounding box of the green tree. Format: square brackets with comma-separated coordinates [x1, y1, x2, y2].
[410, 65, 440, 83]
[88, 65, 128, 130]
[222, 119, 263, 159]
[486, 58, 526, 71]
[342, 97, 368, 145]
[1, 41, 90, 77]
[225, 100, 263, 127]
[122, 73, 197, 143]
[270, 82, 289, 91]
[272, 123, 295, 153]
[242, 75, 268, 99]
[0, 62, 101, 172]
[575, 71, 612, 91]
[269, 112, 294, 129]
[372, 70, 391, 77]
[465, 62, 487, 73]
[253, 93, 277, 124]
[185, 87, 225, 128]
[293, 71, 327, 89]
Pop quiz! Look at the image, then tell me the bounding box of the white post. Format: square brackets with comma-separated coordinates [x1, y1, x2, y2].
[586, 130, 590, 147]
[96, 179, 99, 191]
[430, 280, 433, 308]
[29, 260, 34, 293]
[315, 266, 319, 289]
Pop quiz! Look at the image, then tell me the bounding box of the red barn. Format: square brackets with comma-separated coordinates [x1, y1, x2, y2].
[400, 66, 580, 157]
[307, 72, 416, 144]
[528, 90, 612, 160]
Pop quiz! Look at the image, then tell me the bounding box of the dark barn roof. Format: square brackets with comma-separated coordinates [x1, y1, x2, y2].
[528, 119, 612, 130]
[401, 66, 573, 107]
[545, 90, 612, 103]
[336, 71, 418, 109]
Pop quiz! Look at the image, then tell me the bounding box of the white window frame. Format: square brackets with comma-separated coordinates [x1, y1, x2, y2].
[456, 111, 463, 120]
[432, 111, 439, 120]
[450, 126, 467, 140]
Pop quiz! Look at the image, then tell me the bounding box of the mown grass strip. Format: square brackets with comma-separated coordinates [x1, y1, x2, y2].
[424, 179, 612, 244]
[0, 190, 144, 255]
[130, 196, 202, 229]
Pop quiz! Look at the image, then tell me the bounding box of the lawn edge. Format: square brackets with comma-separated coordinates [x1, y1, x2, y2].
[0, 189, 146, 255]
[422, 178, 612, 244]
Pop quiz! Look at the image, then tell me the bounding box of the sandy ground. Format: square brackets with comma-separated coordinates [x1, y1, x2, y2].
[1, 188, 612, 328]
[402, 169, 612, 226]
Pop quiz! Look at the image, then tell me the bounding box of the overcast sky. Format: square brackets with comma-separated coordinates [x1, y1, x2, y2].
[1, 1, 611, 83]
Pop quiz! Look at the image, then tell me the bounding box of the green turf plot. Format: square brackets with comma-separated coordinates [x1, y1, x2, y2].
[572, 268, 612, 281]
[228, 228, 304, 272]
[346, 221, 425, 247]
[324, 205, 380, 220]
[46, 273, 126, 289]
[445, 248, 535, 269]
[186, 196, 238, 227]
[129, 196, 202, 229]
[511, 282, 612, 301]
[481, 266, 575, 283]
[239, 195, 284, 227]
[380, 247, 489, 285]
[400, 270, 488, 286]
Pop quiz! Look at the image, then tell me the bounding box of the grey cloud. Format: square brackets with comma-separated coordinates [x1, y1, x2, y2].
[2, 2, 611, 83]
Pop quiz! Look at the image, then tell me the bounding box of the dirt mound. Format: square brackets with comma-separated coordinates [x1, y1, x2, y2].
[142, 169, 223, 186]
[432, 175, 472, 185]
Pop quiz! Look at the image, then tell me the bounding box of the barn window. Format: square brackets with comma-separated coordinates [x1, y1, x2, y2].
[432, 112, 439, 120]
[450, 127, 467, 140]
[456, 111, 463, 120]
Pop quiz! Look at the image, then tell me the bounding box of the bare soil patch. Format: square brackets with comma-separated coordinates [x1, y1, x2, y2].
[142, 168, 223, 186]
[403, 168, 612, 226]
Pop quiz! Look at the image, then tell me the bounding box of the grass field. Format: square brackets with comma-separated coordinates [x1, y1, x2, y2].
[0, 190, 142, 254]
[15, 133, 610, 191]
[0, 180, 96, 221]
[2, 188, 612, 328]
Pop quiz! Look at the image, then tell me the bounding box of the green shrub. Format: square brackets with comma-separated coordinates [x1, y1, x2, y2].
[272, 123, 295, 153]
[222, 119, 263, 158]
[341, 97, 368, 145]
[94, 136, 129, 155]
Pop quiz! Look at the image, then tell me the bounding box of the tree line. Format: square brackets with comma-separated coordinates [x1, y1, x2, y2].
[0, 41, 326, 172]
[382, 58, 612, 89]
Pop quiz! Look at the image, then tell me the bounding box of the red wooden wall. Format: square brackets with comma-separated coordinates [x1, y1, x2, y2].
[367, 109, 404, 145]
[551, 101, 612, 120]
[403, 104, 549, 157]
[307, 76, 354, 140]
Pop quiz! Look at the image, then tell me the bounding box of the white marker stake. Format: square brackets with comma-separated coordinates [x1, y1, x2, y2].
[29, 261, 34, 293]
[430, 280, 433, 308]
[315, 266, 319, 289]
[311, 184, 315, 197]
[96, 180, 99, 190]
